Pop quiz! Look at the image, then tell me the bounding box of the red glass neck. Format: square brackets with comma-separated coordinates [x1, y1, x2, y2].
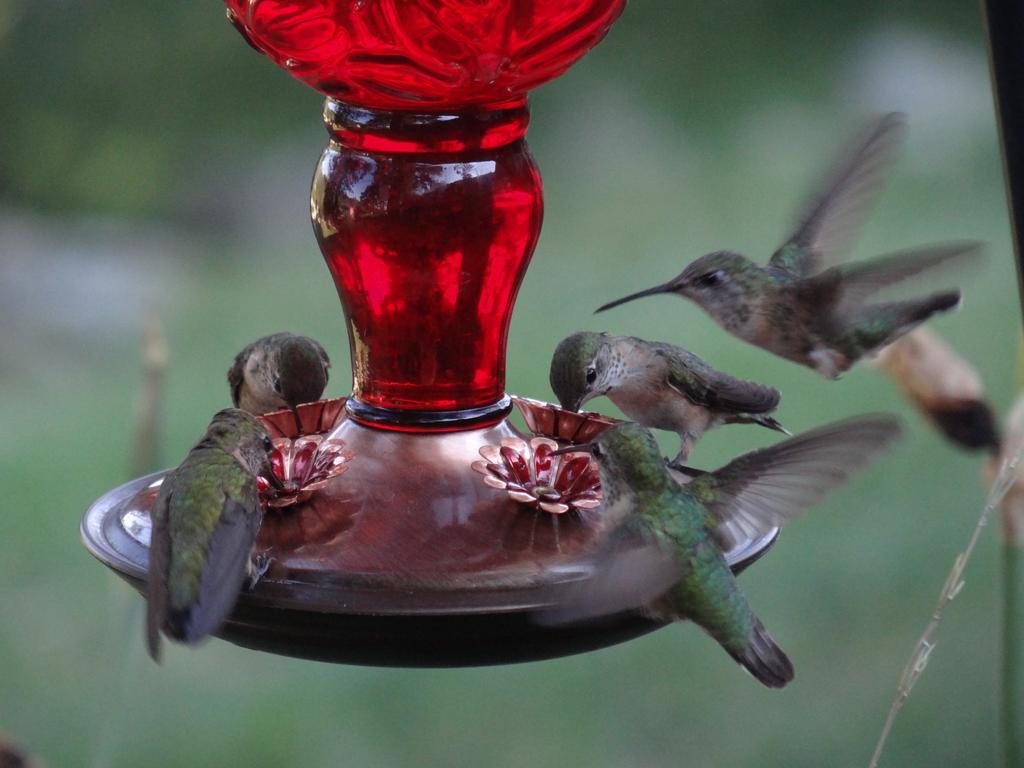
[322, 100, 531, 153]
[312, 100, 543, 431]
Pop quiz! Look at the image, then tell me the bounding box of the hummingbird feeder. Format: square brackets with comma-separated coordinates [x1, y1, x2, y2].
[81, 0, 779, 667]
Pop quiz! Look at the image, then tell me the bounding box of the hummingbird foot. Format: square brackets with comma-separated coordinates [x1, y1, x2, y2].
[725, 413, 792, 436]
[247, 552, 274, 590]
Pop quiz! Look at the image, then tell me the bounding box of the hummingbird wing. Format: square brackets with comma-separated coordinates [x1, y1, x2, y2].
[769, 112, 906, 276]
[175, 480, 263, 644]
[653, 343, 781, 415]
[692, 415, 902, 551]
[145, 476, 173, 662]
[532, 517, 683, 626]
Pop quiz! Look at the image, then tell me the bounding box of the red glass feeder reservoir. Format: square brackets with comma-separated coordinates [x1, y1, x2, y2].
[81, 0, 779, 666]
[314, 100, 541, 425]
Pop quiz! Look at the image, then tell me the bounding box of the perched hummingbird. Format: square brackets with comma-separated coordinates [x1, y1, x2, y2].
[146, 408, 274, 661]
[228, 332, 330, 433]
[596, 113, 982, 378]
[549, 331, 787, 465]
[549, 416, 901, 687]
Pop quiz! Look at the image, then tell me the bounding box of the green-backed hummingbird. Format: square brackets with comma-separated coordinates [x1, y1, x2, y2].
[549, 331, 787, 464]
[146, 408, 274, 661]
[550, 416, 901, 687]
[595, 113, 982, 378]
[228, 332, 330, 432]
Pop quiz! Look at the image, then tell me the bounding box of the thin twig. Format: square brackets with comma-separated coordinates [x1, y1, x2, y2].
[867, 441, 1024, 768]
[1001, 538, 1023, 768]
[994, 392, 1024, 768]
[131, 311, 169, 478]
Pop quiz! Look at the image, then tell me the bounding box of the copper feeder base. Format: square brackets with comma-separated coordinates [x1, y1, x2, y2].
[80, 398, 777, 667]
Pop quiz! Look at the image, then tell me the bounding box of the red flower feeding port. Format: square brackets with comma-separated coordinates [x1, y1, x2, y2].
[81, 1, 777, 666]
[258, 435, 353, 509]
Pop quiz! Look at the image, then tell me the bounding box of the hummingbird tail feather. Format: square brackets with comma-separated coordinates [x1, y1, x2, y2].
[879, 290, 961, 347]
[852, 291, 961, 355]
[730, 618, 794, 688]
[163, 609, 195, 643]
[164, 605, 225, 645]
[914, 290, 961, 321]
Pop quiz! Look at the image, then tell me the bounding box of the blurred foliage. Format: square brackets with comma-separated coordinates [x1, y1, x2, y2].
[1, 1, 1021, 767]
[0, 0, 983, 217]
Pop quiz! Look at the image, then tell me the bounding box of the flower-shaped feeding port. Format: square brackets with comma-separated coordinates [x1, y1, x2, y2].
[259, 397, 348, 439]
[512, 395, 620, 444]
[472, 437, 601, 515]
[257, 435, 353, 509]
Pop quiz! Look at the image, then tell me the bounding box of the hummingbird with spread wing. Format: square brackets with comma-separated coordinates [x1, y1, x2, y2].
[549, 331, 787, 465]
[545, 416, 901, 687]
[596, 113, 982, 378]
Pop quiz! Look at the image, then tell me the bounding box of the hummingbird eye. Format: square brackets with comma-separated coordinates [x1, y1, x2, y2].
[262, 435, 273, 452]
[695, 270, 725, 289]
[272, 376, 282, 394]
[585, 367, 597, 385]
[591, 444, 603, 458]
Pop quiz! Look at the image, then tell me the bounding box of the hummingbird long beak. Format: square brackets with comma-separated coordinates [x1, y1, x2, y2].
[289, 405, 303, 436]
[551, 443, 594, 456]
[259, 455, 276, 482]
[568, 394, 590, 413]
[594, 282, 676, 314]
[570, 386, 611, 413]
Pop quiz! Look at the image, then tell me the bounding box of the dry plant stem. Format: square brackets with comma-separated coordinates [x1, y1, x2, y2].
[1000, 472, 1024, 768]
[1002, 539, 1023, 768]
[131, 311, 169, 478]
[867, 442, 1024, 768]
[995, 392, 1024, 768]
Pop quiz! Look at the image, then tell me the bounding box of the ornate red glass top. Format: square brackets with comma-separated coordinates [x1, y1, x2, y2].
[224, 0, 627, 109]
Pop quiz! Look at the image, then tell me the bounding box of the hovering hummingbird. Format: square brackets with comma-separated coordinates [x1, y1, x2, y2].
[146, 408, 274, 661]
[549, 331, 788, 465]
[595, 113, 982, 378]
[548, 416, 901, 687]
[228, 332, 330, 433]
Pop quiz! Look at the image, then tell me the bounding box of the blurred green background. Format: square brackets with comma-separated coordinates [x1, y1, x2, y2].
[1, 1, 1021, 766]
